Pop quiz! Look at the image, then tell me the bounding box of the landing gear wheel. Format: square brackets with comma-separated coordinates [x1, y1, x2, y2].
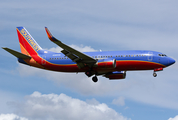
[92, 76, 98, 82]
[153, 72, 157, 77]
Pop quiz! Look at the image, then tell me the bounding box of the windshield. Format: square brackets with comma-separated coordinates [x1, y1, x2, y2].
[158, 54, 167, 57]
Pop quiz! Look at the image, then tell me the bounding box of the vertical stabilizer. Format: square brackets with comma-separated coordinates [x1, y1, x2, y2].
[16, 27, 42, 56]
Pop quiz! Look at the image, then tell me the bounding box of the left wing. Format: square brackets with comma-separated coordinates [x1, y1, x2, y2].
[45, 27, 97, 69]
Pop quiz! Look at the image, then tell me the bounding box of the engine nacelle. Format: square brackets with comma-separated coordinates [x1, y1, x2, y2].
[104, 71, 126, 80]
[95, 59, 116, 69]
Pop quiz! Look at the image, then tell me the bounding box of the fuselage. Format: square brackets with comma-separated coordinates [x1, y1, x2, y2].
[19, 49, 175, 74]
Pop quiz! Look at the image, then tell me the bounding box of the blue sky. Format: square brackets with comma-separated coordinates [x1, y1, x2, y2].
[1, 0, 178, 120]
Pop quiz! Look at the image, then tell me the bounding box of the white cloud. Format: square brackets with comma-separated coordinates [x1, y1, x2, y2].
[47, 44, 97, 53]
[0, 113, 28, 120]
[10, 92, 130, 120]
[168, 115, 178, 120]
[70, 44, 97, 52]
[112, 97, 125, 106]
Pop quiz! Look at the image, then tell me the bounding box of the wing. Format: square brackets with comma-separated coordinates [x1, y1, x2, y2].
[45, 27, 97, 69]
[2, 47, 31, 59]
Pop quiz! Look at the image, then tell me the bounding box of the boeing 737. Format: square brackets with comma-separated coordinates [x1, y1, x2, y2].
[2, 27, 175, 82]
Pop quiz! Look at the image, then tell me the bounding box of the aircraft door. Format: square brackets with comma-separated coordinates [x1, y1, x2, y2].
[148, 52, 153, 61]
[41, 56, 46, 65]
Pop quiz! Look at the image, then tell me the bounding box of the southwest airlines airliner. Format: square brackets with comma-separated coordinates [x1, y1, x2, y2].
[2, 27, 175, 82]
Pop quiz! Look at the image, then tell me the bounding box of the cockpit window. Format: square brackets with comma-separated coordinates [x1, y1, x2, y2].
[158, 54, 167, 57]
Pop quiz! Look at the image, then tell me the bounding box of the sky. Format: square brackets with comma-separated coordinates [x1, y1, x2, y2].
[0, 0, 178, 120]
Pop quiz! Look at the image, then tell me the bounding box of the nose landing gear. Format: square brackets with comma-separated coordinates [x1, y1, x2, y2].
[153, 72, 157, 77]
[153, 68, 163, 77]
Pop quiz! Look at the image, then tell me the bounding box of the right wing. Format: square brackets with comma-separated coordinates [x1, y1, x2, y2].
[2, 47, 31, 59]
[45, 27, 97, 68]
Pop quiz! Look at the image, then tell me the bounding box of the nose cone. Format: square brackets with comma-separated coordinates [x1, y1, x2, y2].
[169, 57, 176, 66]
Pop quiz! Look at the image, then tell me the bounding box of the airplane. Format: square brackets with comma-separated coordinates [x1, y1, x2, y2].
[2, 27, 176, 82]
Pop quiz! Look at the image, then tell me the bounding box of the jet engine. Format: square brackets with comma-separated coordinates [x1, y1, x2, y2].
[104, 71, 126, 80]
[95, 59, 116, 69]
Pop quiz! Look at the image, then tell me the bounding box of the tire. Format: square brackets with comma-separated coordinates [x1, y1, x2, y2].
[92, 76, 98, 82]
[153, 73, 157, 77]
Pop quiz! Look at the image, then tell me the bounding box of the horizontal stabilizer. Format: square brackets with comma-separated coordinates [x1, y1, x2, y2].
[2, 47, 31, 59]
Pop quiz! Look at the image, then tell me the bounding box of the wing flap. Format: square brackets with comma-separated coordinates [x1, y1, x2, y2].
[61, 49, 85, 68]
[2, 47, 31, 59]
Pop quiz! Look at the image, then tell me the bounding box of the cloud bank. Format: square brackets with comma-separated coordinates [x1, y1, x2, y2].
[168, 115, 178, 120]
[0, 113, 28, 120]
[9, 92, 130, 120]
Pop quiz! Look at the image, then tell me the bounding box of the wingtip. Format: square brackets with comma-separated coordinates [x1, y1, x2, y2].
[2, 47, 7, 50]
[45, 27, 58, 42]
[45, 27, 52, 39]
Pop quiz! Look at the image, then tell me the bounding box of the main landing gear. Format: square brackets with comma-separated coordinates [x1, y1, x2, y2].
[85, 70, 93, 77]
[92, 76, 98, 82]
[85, 70, 98, 83]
